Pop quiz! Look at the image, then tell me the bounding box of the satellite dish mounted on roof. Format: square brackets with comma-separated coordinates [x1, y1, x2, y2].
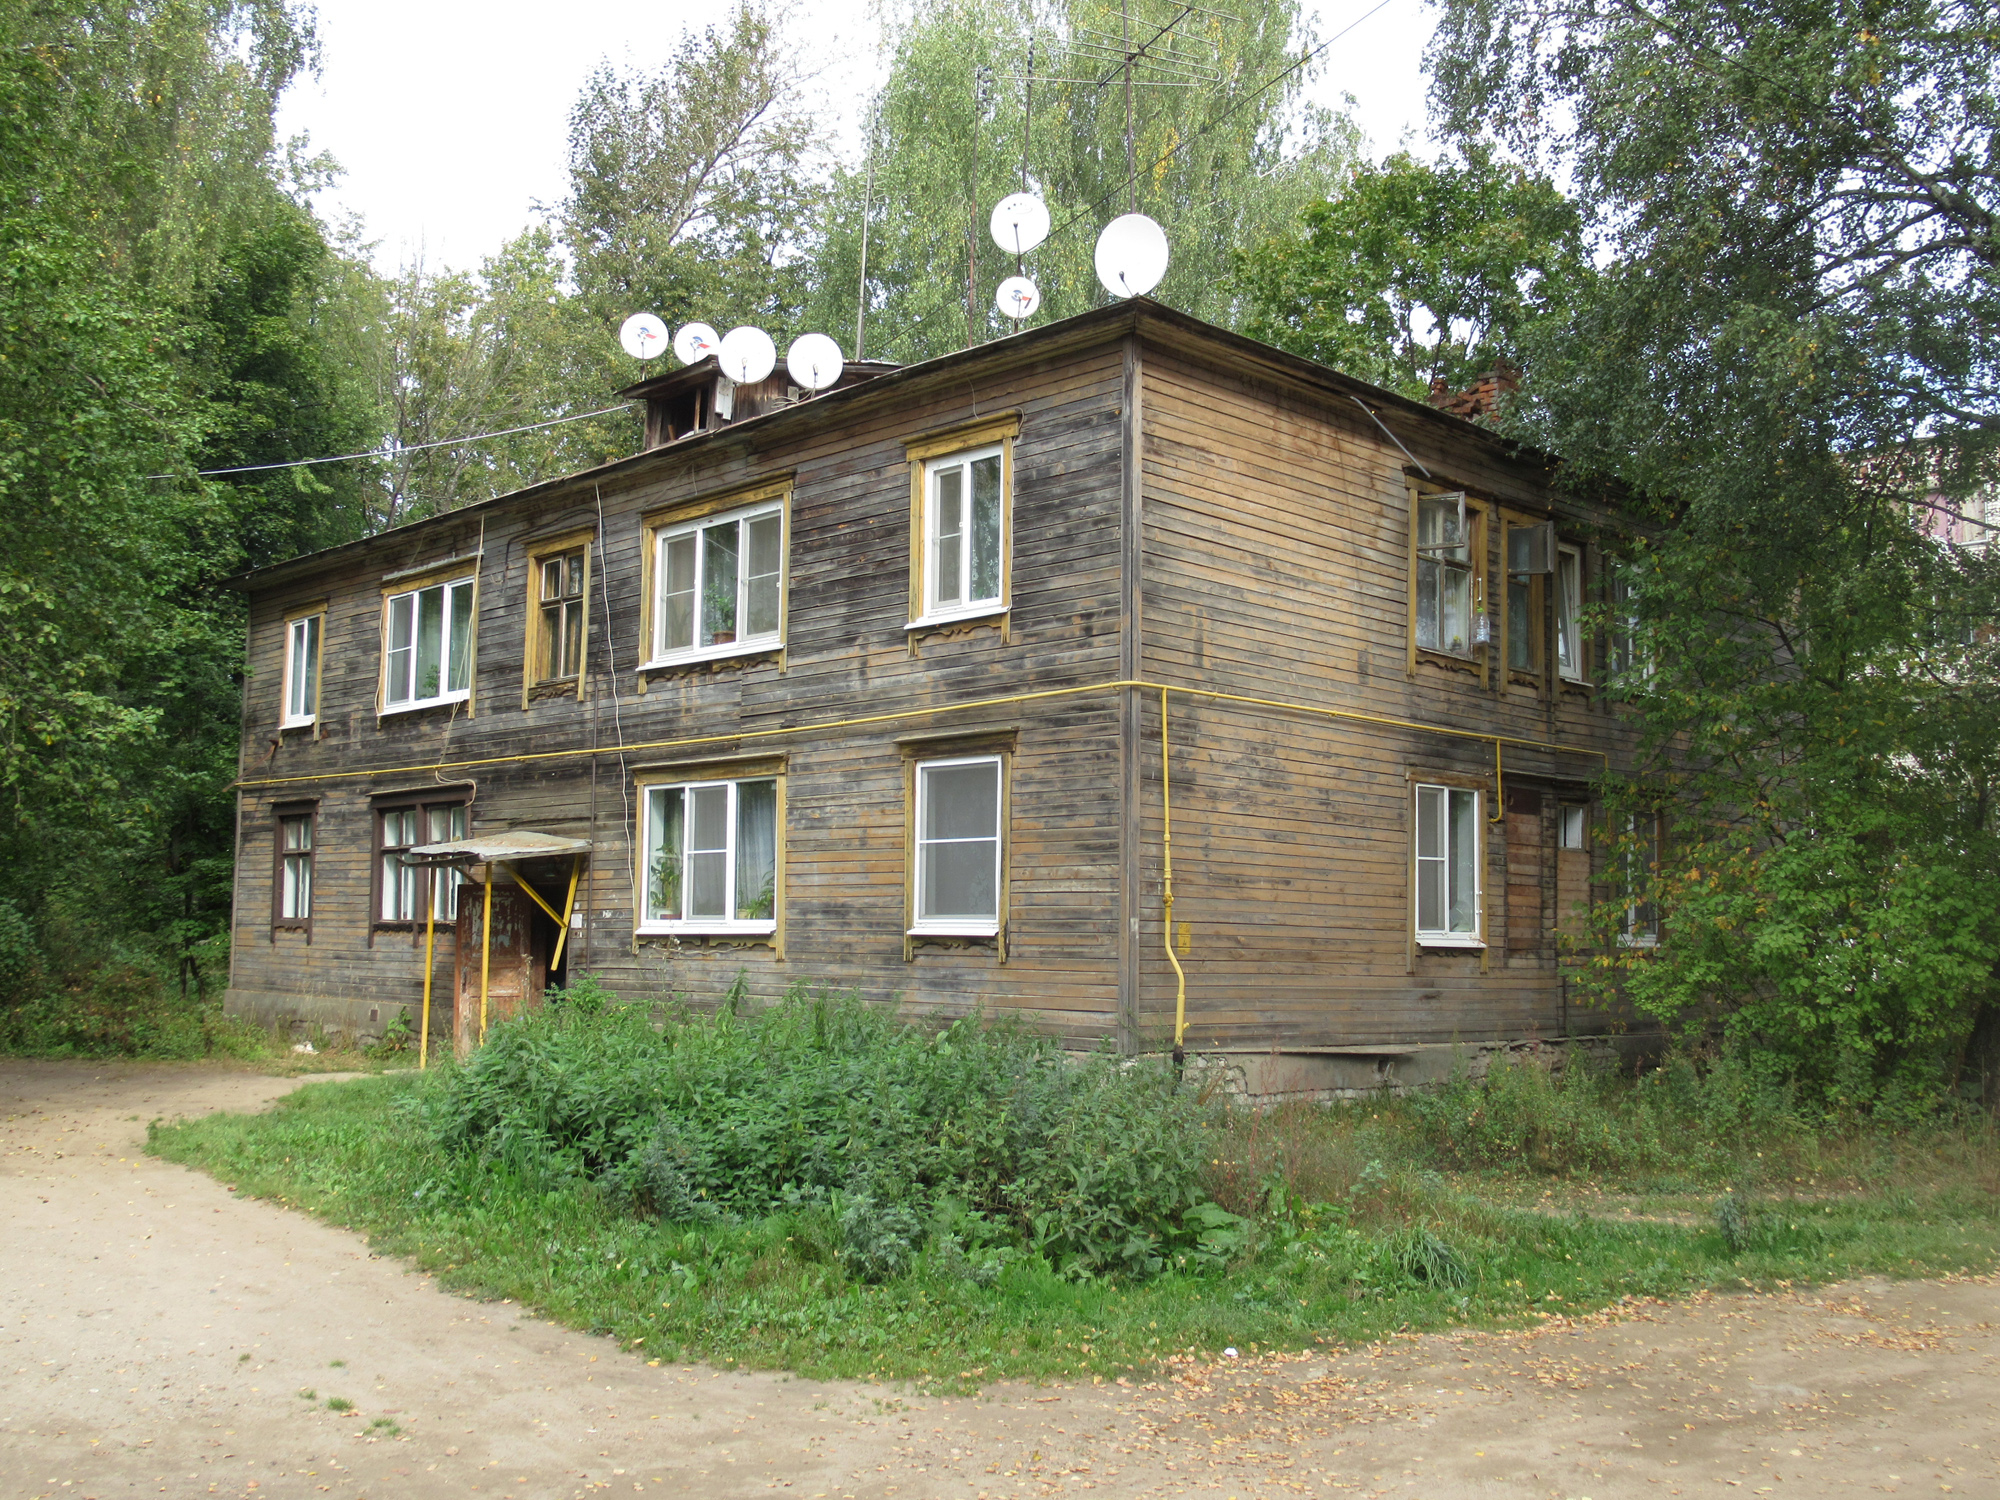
[1094, 213, 1169, 299]
[786, 333, 845, 392]
[717, 326, 777, 385]
[619, 313, 669, 360]
[995, 276, 1041, 323]
[673, 322, 721, 365]
[990, 192, 1051, 256]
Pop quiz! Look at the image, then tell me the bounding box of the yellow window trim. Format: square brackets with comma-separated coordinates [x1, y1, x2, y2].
[637, 476, 794, 686]
[902, 411, 1021, 461]
[522, 531, 593, 709]
[907, 423, 1017, 635]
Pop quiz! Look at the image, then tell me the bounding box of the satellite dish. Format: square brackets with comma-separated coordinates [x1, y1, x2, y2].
[995, 276, 1041, 322]
[1094, 213, 1170, 299]
[786, 333, 845, 392]
[619, 312, 669, 360]
[990, 192, 1051, 255]
[673, 322, 721, 365]
[717, 326, 777, 384]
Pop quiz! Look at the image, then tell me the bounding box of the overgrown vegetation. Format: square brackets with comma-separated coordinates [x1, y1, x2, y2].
[148, 990, 2000, 1386]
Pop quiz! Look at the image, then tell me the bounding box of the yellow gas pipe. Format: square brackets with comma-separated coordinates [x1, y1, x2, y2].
[1160, 687, 1187, 1054]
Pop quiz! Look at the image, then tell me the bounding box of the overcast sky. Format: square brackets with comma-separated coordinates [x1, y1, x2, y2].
[276, 0, 1440, 276]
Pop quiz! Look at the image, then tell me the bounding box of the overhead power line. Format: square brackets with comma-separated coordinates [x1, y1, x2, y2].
[153, 405, 631, 480]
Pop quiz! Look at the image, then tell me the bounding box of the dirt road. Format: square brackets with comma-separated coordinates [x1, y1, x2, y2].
[1, 1060, 1995, 1500]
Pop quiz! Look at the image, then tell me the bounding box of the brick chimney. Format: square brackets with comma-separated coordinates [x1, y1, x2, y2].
[1428, 359, 1520, 421]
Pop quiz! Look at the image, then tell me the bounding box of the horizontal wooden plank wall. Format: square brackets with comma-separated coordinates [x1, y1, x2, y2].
[231, 340, 1134, 1039]
[1132, 340, 1645, 1049]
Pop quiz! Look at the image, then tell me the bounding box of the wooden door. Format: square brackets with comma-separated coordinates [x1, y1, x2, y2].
[1504, 787, 1546, 963]
[453, 881, 548, 1058]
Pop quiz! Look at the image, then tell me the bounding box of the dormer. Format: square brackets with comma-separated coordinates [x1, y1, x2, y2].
[621, 356, 899, 451]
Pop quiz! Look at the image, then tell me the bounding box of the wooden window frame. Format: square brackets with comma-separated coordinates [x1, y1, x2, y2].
[1501, 512, 1549, 688]
[371, 795, 467, 931]
[281, 603, 325, 730]
[1405, 482, 1490, 678]
[904, 413, 1020, 632]
[523, 530, 593, 706]
[631, 757, 785, 942]
[378, 568, 477, 717]
[1411, 776, 1486, 950]
[637, 478, 792, 675]
[906, 751, 1009, 939]
[270, 801, 317, 938]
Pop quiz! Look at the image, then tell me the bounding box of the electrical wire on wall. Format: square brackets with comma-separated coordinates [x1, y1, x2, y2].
[594, 485, 638, 953]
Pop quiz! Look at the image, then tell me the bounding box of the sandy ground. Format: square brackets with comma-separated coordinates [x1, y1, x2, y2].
[1, 1060, 1996, 1500]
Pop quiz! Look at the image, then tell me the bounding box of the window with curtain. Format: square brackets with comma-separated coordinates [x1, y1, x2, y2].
[920, 447, 1005, 623]
[383, 577, 475, 709]
[1414, 782, 1481, 945]
[276, 811, 314, 925]
[650, 503, 784, 663]
[1556, 545, 1585, 682]
[1415, 492, 1474, 655]
[912, 756, 1002, 934]
[1621, 812, 1661, 945]
[640, 776, 778, 931]
[377, 800, 465, 923]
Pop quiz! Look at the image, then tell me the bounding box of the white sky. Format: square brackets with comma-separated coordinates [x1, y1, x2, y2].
[278, 0, 1440, 276]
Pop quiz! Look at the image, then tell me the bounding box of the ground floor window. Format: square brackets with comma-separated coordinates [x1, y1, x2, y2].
[640, 776, 778, 933]
[911, 755, 1003, 936]
[273, 806, 315, 931]
[378, 800, 466, 923]
[1622, 812, 1661, 945]
[1414, 782, 1481, 946]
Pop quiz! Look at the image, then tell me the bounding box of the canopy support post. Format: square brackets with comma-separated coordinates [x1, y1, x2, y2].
[420, 870, 436, 1071]
[550, 856, 582, 972]
[479, 862, 493, 1046]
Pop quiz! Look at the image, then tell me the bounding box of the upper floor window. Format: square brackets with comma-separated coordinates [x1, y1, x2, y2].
[1414, 491, 1475, 656]
[1413, 781, 1481, 946]
[383, 577, 474, 711]
[920, 447, 1005, 623]
[640, 774, 779, 933]
[1555, 544, 1585, 682]
[378, 799, 466, 924]
[648, 501, 784, 666]
[1504, 520, 1551, 677]
[912, 755, 1004, 936]
[283, 610, 322, 728]
[538, 550, 587, 682]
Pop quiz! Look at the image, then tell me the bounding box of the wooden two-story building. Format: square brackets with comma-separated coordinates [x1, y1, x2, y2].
[226, 300, 1651, 1085]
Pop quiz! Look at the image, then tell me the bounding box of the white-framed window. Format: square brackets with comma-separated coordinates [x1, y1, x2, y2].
[276, 812, 313, 923]
[1415, 491, 1474, 655]
[1414, 782, 1482, 946]
[383, 577, 475, 711]
[1555, 544, 1585, 682]
[918, 446, 1005, 624]
[1558, 803, 1587, 850]
[1621, 812, 1661, 946]
[912, 755, 1003, 935]
[283, 613, 322, 727]
[640, 776, 778, 933]
[649, 502, 784, 665]
[378, 800, 466, 923]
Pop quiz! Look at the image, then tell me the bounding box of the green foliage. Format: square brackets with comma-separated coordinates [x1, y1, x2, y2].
[1426, 0, 2000, 1101]
[838, 1192, 923, 1283]
[148, 1062, 2000, 1384]
[811, 0, 1360, 362]
[424, 983, 1223, 1277]
[1234, 145, 1587, 399]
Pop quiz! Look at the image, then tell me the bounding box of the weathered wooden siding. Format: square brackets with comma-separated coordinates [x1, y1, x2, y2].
[230, 337, 1134, 1040]
[1131, 339, 1643, 1048]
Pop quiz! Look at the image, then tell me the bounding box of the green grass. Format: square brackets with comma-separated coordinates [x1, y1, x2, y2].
[146, 1060, 2000, 1388]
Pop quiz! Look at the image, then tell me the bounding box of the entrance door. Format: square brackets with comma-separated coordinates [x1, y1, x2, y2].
[453, 880, 548, 1058]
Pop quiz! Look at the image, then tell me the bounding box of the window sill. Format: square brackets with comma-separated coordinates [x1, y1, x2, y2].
[280, 717, 316, 731]
[1415, 646, 1479, 669]
[909, 922, 1000, 938]
[1618, 935, 1660, 949]
[639, 639, 782, 673]
[380, 693, 470, 719]
[1415, 936, 1486, 950]
[908, 604, 1008, 631]
[638, 920, 777, 937]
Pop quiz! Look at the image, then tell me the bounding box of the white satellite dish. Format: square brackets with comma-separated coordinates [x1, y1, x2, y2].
[1094, 213, 1170, 299]
[995, 276, 1041, 322]
[990, 192, 1051, 255]
[673, 322, 721, 365]
[619, 312, 669, 360]
[786, 333, 845, 392]
[717, 326, 777, 385]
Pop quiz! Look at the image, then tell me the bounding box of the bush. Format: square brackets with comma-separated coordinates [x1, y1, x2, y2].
[425, 981, 1225, 1277]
